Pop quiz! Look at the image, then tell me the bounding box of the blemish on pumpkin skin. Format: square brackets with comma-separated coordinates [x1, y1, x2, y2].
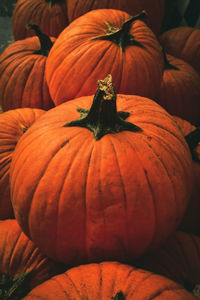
[60, 140, 69, 148]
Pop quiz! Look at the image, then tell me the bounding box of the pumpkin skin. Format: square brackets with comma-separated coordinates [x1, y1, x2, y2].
[0, 108, 45, 220]
[155, 53, 200, 125]
[173, 116, 200, 235]
[0, 219, 65, 297]
[0, 27, 55, 111]
[12, 0, 68, 40]
[10, 80, 194, 266]
[23, 261, 196, 299]
[67, 0, 165, 36]
[159, 26, 200, 75]
[45, 9, 164, 105]
[135, 231, 200, 296]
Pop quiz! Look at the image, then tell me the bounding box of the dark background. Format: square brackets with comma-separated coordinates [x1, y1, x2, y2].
[0, 0, 199, 54]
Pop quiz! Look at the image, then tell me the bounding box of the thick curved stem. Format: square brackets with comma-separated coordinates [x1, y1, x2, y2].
[64, 74, 142, 140]
[26, 24, 53, 56]
[91, 10, 147, 51]
[162, 48, 179, 70]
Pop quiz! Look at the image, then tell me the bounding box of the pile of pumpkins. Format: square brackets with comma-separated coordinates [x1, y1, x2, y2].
[1, 0, 200, 299]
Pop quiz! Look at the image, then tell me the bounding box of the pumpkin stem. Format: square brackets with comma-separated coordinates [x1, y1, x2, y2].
[64, 74, 142, 140]
[185, 127, 200, 162]
[0, 271, 31, 299]
[113, 291, 125, 299]
[45, 0, 64, 5]
[91, 10, 147, 51]
[26, 24, 53, 56]
[162, 48, 179, 70]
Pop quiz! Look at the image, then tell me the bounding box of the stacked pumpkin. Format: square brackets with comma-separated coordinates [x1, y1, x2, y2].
[0, 0, 200, 299]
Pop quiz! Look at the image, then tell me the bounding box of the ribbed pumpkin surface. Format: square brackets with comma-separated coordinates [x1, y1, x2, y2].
[45, 9, 164, 105]
[0, 219, 64, 290]
[10, 93, 193, 265]
[0, 35, 55, 111]
[0, 108, 45, 219]
[23, 261, 196, 299]
[12, 0, 68, 40]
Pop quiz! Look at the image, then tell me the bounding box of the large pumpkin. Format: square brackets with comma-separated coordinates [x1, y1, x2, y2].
[67, 0, 165, 36]
[10, 75, 194, 266]
[0, 107, 45, 220]
[0, 219, 65, 299]
[23, 261, 196, 299]
[0, 25, 55, 111]
[173, 116, 200, 235]
[45, 9, 164, 105]
[159, 26, 200, 76]
[135, 231, 200, 298]
[12, 0, 68, 40]
[155, 53, 200, 125]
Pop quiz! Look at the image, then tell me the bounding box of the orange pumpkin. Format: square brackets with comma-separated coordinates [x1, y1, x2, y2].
[159, 26, 200, 76]
[67, 0, 165, 36]
[10, 75, 193, 266]
[0, 25, 55, 111]
[135, 231, 200, 298]
[23, 261, 196, 299]
[155, 53, 200, 125]
[12, 0, 68, 40]
[0, 107, 45, 219]
[45, 9, 164, 105]
[0, 219, 65, 299]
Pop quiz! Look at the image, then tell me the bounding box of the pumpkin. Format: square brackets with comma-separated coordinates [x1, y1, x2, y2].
[0, 107, 45, 220]
[155, 52, 200, 125]
[67, 0, 165, 36]
[23, 261, 196, 299]
[45, 9, 164, 105]
[0, 25, 55, 111]
[0, 219, 65, 299]
[159, 26, 200, 75]
[10, 75, 194, 266]
[12, 0, 68, 40]
[173, 116, 200, 235]
[135, 231, 200, 298]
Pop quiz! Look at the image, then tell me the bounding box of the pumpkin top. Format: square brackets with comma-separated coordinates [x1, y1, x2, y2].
[26, 24, 54, 57]
[46, 8, 164, 104]
[64, 74, 142, 140]
[91, 10, 147, 51]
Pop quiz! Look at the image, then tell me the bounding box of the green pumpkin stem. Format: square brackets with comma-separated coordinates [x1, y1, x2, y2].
[64, 74, 142, 140]
[0, 271, 31, 300]
[162, 48, 179, 70]
[185, 127, 200, 162]
[91, 10, 147, 51]
[113, 291, 125, 299]
[26, 24, 53, 56]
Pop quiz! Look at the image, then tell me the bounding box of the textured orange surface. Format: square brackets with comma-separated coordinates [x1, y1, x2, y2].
[0, 107, 45, 219]
[12, 0, 68, 40]
[0, 35, 55, 111]
[23, 261, 196, 299]
[10, 93, 194, 265]
[46, 9, 164, 105]
[0, 219, 64, 289]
